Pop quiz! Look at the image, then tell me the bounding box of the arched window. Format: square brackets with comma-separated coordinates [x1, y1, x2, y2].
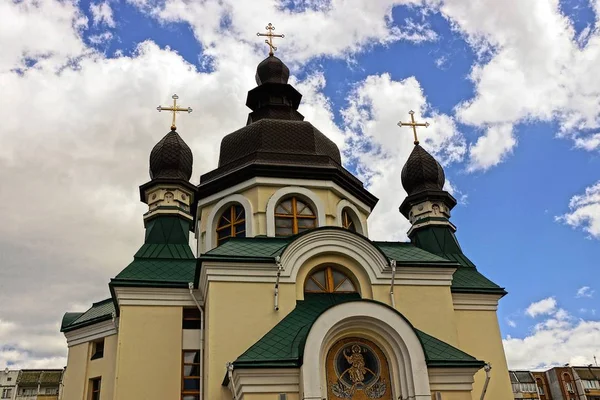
[341, 208, 357, 232]
[305, 266, 356, 293]
[216, 204, 246, 246]
[536, 378, 545, 395]
[274, 196, 316, 237]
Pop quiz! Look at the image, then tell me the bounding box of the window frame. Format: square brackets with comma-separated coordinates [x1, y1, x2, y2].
[90, 338, 104, 360]
[182, 308, 202, 329]
[274, 196, 317, 237]
[341, 208, 357, 232]
[216, 204, 246, 246]
[182, 350, 201, 400]
[89, 377, 101, 400]
[304, 266, 357, 294]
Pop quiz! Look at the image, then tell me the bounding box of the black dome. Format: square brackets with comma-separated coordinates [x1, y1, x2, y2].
[401, 144, 445, 195]
[149, 131, 193, 181]
[255, 55, 290, 85]
[217, 119, 341, 168]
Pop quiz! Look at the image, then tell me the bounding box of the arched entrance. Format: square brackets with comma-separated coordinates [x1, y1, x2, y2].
[326, 337, 392, 399]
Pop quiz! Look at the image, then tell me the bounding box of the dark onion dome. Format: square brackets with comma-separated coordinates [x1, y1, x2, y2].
[401, 144, 445, 195]
[149, 130, 193, 181]
[255, 55, 290, 85]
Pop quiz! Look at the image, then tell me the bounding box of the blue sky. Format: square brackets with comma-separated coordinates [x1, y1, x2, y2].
[1, 0, 599, 369]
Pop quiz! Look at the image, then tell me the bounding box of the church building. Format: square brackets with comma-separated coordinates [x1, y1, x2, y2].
[59, 31, 513, 400]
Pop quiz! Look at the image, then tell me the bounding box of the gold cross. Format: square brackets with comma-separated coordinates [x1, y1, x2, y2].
[398, 110, 429, 145]
[257, 23, 284, 56]
[156, 94, 192, 131]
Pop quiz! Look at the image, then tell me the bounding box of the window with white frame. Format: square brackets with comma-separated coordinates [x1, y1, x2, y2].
[583, 379, 600, 389]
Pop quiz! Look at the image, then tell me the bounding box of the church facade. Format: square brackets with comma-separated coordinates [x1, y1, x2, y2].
[59, 51, 513, 400]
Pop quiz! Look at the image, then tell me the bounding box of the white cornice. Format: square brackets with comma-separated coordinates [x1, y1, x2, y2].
[428, 367, 480, 391]
[112, 286, 203, 307]
[197, 176, 372, 214]
[229, 368, 299, 399]
[64, 319, 117, 347]
[452, 293, 503, 311]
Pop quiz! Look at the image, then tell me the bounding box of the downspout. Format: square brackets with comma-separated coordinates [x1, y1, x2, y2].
[111, 311, 119, 332]
[274, 256, 282, 311]
[188, 282, 205, 400]
[226, 362, 238, 400]
[480, 363, 492, 400]
[389, 259, 397, 308]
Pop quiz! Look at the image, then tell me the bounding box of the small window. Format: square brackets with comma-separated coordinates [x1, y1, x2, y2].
[305, 266, 356, 293]
[341, 208, 357, 232]
[275, 197, 316, 237]
[216, 204, 246, 246]
[6, 377, 11, 382]
[91, 339, 104, 360]
[182, 350, 200, 400]
[89, 378, 101, 400]
[182, 308, 201, 329]
[1, 388, 12, 399]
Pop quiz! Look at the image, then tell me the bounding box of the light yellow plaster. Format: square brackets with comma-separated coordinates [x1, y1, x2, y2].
[455, 309, 512, 400]
[205, 281, 297, 400]
[433, 391, 473, 400]
[87, 335, 117, 400]
[243, 394, 299, 400]
[114, 306, 182, 400]
[61, 342, 88, 400]
[372, 285, 459, 346]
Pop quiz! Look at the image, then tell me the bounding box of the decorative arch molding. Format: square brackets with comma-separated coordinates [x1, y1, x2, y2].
[336, 199, 368, 235]
[279, 228, 389, 285]
[266, 186, 326, 237]
[204, 194, 254, 251]
[301, 301, 431, 400]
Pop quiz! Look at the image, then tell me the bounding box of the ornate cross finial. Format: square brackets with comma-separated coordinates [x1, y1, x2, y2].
[156, 94, 192, 131]
[398, 110, 429, 145]
[257, 23, 284, 56]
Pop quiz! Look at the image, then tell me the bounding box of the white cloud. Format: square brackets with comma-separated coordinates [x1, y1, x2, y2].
[504, 309, 600, 370]
[434, 0, 600, 168]
[467, 124, 516, 171]
[525, 297, 557, 318]
[90, 1, 115, 28]
[556, 181, 600, 239]
[341, 73, 466, 240]
[576, 286, 594, 298]
[88, 31, 113, 44]
[507, 319, 517, 328]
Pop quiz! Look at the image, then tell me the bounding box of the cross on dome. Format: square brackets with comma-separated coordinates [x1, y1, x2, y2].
[397, 110, 429, 145]
[156, 94, 192, 131]
[257, 23, 285, 56]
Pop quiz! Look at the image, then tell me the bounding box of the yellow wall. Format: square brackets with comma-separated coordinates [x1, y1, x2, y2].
[243, 394, 299, 400]
[205, 281, 297, 400]
[61, 334, 118, 400]
[374, 285, 459, 346]
[434, 391, 473, 400]
[113, 306, 182, 400]
[455, 309, 513, 400]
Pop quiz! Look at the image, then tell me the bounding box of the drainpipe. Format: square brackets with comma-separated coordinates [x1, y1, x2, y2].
[111, 311, 119, 332]
[480, 363, 492, 400]
[274, 256, 283, 311]
[389, 259, 397, 308]
[188, 282, 205, 400]
[226, 362, 238, 400]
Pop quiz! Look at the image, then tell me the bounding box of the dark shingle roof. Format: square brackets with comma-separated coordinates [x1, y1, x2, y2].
[61, 299, 114, 332]
[233, 294, 484, 370]
[17, 370, 63, 386]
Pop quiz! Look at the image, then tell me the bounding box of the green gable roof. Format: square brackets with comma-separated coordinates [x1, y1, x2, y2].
[61, 298, 115, 332]
[233, 293, 484, 370]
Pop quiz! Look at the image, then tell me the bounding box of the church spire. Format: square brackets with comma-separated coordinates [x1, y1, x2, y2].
[397, 111, 457, 241]
[139, 95, 197, 230]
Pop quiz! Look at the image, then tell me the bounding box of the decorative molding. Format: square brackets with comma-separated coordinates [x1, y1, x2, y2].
[428, 367, 479, 391]
[203, 193, 254, 252]
[301, 301, 432, 400]
[64, 319, 117, 347]
[335, 199, 368, 236]
[112, 286, 203, 307]
[452, 293, 503, 311]
[266, 186, 326, 237]
[229, 368, 299, 399]
[197, 176, 372, 212]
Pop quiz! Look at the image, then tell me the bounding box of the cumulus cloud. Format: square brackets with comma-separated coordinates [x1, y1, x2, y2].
[467, 124, 516, 172]
[556, 181, 600, 239]
[525, 297, 557, 318]
[504, 307, 600, 370]
[576, 286, 594, 298]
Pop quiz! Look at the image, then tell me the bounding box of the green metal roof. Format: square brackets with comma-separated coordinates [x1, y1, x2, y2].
[61, 299, 114, 332]
[233, 293, 484, 370]
[373, 241, 455, 265]
[202, 237, 289, 261]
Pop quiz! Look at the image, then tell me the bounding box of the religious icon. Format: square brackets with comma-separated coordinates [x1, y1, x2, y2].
[326, 338, 391, 399]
